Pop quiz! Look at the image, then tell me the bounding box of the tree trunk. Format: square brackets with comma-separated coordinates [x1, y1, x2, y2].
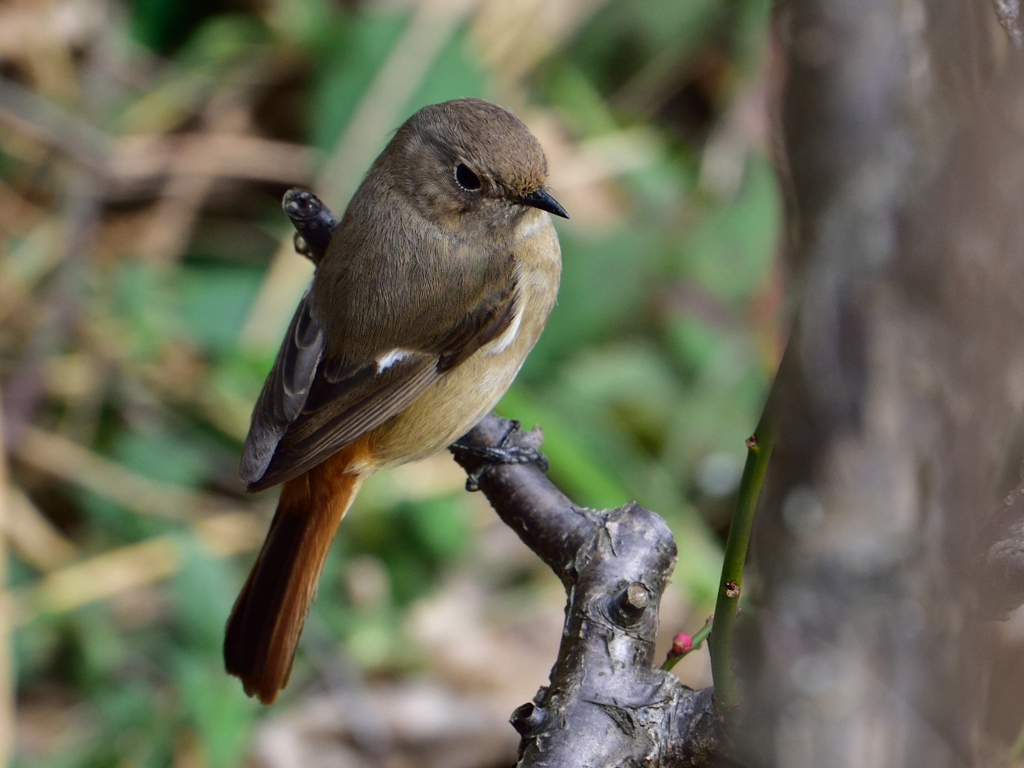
[735, 0, 1024, 765]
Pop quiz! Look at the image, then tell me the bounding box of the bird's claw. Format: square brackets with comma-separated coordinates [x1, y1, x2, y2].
[451, 420, 549, 492]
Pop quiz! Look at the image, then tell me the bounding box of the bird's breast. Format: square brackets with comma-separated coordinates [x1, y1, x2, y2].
[366, 214, 561, 468]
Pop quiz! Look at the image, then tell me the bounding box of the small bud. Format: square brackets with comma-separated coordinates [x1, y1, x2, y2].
[672, 632, 693, 656]
[725, 580, 741, 599]
[746, 434, 758, 450]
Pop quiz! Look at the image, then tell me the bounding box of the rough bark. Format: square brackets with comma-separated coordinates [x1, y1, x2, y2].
[451, 416, 721, 767]
[734, 0, 1024, 765]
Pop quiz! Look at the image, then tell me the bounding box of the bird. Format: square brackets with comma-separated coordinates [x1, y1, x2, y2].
[224, 97, 568, 704]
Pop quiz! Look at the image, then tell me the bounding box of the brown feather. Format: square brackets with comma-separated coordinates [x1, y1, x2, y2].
[224, 439, 371, 704]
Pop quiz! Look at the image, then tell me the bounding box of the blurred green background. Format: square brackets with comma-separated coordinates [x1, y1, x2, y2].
[0, 0, 781, 765]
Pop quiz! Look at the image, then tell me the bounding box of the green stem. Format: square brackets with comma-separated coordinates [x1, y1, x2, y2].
[708, 415, 774, 708]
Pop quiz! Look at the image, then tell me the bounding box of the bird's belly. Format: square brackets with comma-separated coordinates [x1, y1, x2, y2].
[367, 254, 558, 469]
[368, 355, 523, 468]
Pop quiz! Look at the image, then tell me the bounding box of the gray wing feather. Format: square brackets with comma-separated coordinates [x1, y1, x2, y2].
[240, 268, 520, 492]
[241, 291, 323, 485]
[247, 357, 440, 490]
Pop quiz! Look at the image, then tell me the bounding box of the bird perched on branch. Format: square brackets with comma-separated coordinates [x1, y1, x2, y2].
[225, 98, 567, 704]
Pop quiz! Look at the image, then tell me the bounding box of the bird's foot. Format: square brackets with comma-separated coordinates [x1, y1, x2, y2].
[451, 420, 549, 492]
[283, 188, 340, 266]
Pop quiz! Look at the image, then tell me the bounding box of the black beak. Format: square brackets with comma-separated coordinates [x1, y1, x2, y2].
[520, 188, 569, 219]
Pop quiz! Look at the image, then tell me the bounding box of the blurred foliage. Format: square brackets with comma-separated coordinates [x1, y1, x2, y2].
[0, 0, 781, 765]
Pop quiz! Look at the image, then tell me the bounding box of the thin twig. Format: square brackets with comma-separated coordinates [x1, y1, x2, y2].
[662, 616, 714, 671]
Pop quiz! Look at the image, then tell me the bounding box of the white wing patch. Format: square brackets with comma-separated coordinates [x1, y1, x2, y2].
[486, 302, 524, 355]
[377, 348, 413, 372]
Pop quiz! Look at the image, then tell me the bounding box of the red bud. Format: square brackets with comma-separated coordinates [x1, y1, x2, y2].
[671, 633, 693, 656]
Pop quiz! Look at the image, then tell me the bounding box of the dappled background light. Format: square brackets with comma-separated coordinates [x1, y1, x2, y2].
[0, 0, 781, 765]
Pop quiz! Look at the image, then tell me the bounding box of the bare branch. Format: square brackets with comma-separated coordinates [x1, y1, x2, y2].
[450, 416, 720, 768]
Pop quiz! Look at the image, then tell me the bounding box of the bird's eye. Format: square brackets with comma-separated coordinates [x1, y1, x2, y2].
[455, 163, 481, 191]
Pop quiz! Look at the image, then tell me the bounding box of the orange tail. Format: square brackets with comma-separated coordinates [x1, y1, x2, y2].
[224, 445, 368, 704]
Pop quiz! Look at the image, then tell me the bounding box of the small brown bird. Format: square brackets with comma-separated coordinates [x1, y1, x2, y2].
[225, 98, 567, 704]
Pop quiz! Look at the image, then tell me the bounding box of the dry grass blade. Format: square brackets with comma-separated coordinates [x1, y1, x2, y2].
[0, 217, 65, 326]
[14, 425, 242, 523]
[139, 100, 263, 263]
[0, 177, 42, 237]
[22, 536, 180, 622]
[15, 510, 265, 625]
[0, 78, 111, 172]
[0, 1, 105, 60]
[470, 0, 606, 94]
[317, 0, 480, 211]
[109, 134, 319, 190]
[4, 486, 77, 572]
[195, 511, 267, 557]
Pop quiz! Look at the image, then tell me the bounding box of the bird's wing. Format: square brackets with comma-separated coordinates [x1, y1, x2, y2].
[240, 279, 518, 491]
